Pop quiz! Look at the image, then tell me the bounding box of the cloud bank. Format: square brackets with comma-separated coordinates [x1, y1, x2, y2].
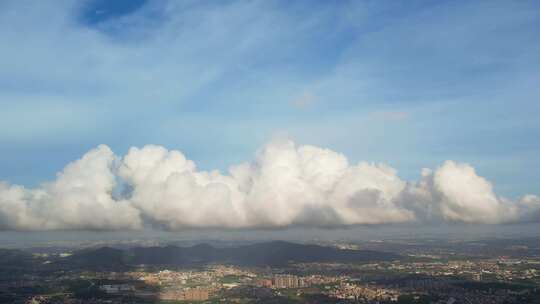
[1, 140, 539, 231]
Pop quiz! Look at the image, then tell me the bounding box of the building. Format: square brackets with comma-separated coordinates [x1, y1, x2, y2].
[256, 279, 273, 287]
[160, 288, 210, 301]
[184, 288, 209, 301]
[272, 275, 307, 289]
[100, 284, 134, 294]
[159, 290, 184, 301]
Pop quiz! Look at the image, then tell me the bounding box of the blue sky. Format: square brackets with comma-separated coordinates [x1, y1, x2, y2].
[1, 0, 539, 198]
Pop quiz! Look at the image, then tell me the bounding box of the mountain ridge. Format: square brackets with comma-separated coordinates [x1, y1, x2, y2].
[65, 241, 400, 268]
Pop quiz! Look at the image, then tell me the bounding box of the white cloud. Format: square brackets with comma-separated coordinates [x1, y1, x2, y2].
[399, 161, 514, 224]
[0, 139, 538, 231]
[0, 145, 141, 230]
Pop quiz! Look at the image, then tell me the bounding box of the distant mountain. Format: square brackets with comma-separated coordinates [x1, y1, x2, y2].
[222, 240, 399, 266]
[61, 246, 128, 270]
[0, 248, 34, 268]
[129, 241, 400, 267]
[130, 243, 219, 265]
[32, 241, 401, 270]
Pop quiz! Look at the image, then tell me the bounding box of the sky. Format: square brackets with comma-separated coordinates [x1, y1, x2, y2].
[0, 0, 539, 232]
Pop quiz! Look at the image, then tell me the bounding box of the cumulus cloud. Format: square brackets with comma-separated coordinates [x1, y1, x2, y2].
[400, 162, 512, 224]
[0, 145, 141, 230]
[0, 140, 538, 231]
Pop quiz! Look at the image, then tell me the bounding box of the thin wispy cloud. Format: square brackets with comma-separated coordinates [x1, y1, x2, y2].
[290, 91, 316, 109]
[369, 111, 410, 121]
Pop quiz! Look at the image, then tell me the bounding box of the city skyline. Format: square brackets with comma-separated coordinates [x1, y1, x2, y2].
[2, 1, 540, 303]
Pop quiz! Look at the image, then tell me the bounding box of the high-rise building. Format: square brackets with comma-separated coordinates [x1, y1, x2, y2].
[184, 288, 209, 301]
[271, 275, 307, 288]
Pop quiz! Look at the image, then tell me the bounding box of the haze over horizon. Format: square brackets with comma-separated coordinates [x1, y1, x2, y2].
[1, 0, 540, 235]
